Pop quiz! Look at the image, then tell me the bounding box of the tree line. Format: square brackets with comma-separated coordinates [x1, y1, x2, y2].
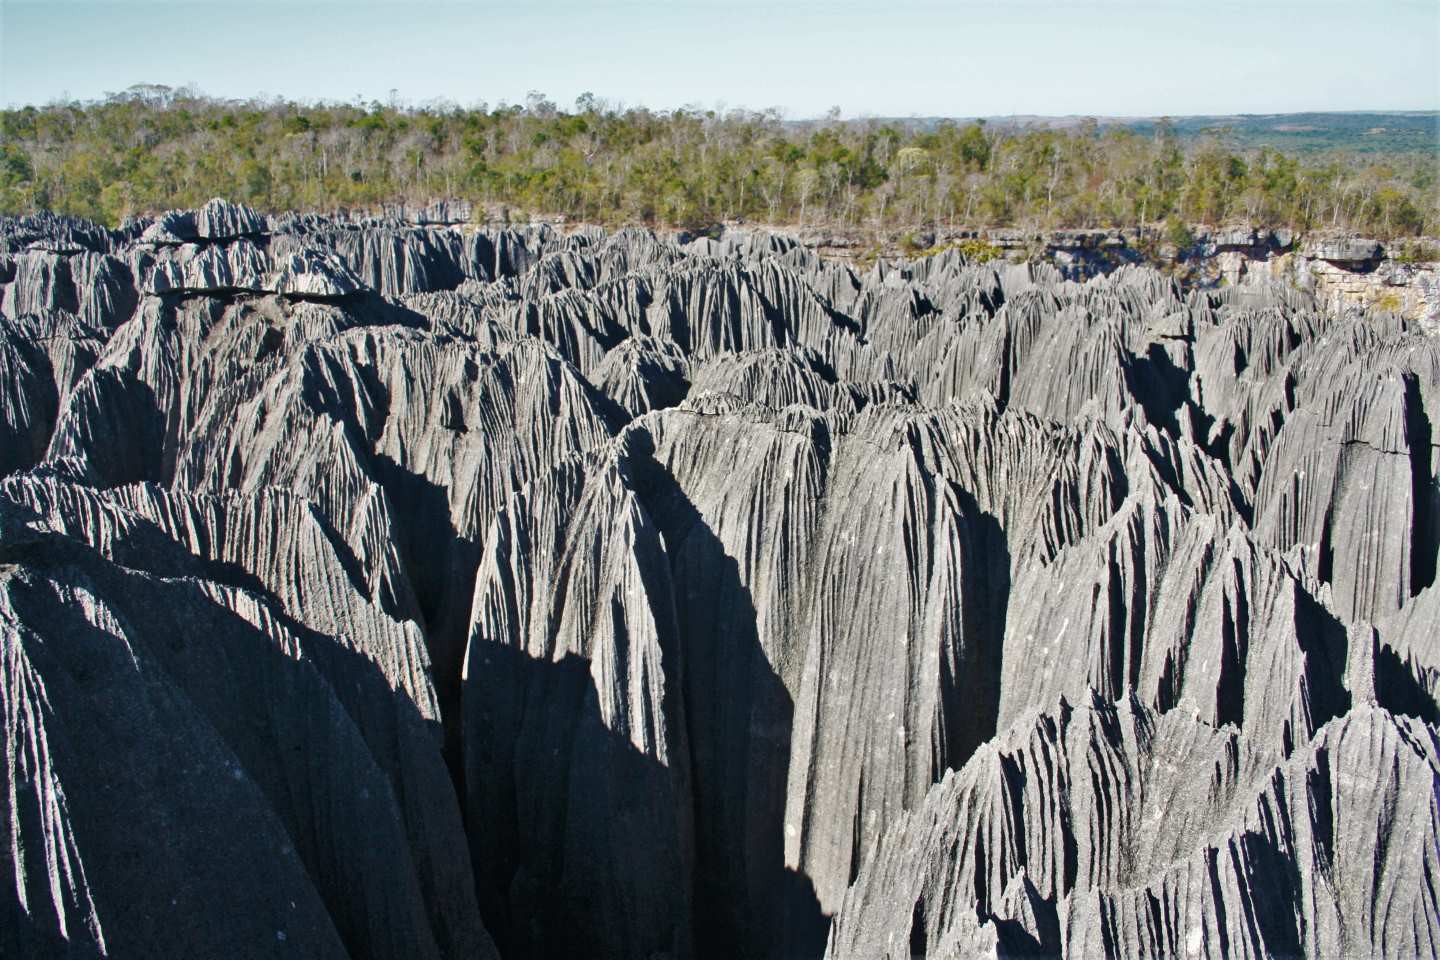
[2, 85, 1435, 240]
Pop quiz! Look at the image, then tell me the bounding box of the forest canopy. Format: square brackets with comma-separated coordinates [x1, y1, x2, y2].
[2, 85, 1435, 238]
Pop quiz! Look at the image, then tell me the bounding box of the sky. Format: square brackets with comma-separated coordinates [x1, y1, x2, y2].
[2, 0, 1438, 117]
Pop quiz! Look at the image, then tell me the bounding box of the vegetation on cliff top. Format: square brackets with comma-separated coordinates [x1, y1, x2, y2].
[2, 86, 1435, 238]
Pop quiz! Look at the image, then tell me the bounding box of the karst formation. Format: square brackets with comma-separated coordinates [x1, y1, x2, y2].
[3, 198, 1437, 960]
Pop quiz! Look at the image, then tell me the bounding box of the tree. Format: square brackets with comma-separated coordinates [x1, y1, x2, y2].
[957, 123, 990, 171]
[794, 167, 820, 224]
[0, 92, 1430, 239]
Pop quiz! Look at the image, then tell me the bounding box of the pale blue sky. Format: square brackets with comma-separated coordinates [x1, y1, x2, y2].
[2, 0, 1437, 116]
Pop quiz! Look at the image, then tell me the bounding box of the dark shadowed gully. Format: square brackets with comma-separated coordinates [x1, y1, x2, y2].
[3, 199, 1438, 959]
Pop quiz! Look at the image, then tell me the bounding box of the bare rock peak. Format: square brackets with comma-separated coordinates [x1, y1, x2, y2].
[1, 200, 1435, 960]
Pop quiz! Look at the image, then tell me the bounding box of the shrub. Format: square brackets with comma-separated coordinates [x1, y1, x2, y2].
[1164, 216, 1194, 253]
[1394, 241, 1440, 265]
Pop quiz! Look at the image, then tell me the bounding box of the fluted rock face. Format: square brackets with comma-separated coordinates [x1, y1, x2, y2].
[827, 698, 1440, 960]
[588, 334, 691, 415]
[141, 198, 269, 244]
[998, 489, 1353, 763]
[464, 446, 695, 959]
[2, 202, 1436, 960]
[0, 487, 495, 960]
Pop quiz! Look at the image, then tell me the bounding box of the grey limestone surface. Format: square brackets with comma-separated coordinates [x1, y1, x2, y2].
[2, 199, 1436, 959]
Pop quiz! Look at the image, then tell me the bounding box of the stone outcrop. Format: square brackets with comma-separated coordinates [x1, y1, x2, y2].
[721, 219, 1440, 328]
[2, 200, 1435, 960]
[1307, 237, 1385, 267]
[826, 699, 1439, 960]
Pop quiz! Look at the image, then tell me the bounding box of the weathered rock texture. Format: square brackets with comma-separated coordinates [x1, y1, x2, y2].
[2, 199, 1435, 960]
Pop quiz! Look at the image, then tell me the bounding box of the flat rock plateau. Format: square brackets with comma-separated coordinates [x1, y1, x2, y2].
[3, 198, 1438, 960]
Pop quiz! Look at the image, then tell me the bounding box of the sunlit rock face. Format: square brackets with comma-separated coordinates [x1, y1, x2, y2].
[3, 200, 1436, 960]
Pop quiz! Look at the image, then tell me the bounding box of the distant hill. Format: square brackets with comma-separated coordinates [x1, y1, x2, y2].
[1117, 112, 1439, 156]
[881, 112, 1440, 156]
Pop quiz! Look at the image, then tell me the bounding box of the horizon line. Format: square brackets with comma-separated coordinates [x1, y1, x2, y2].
[4, 86, 1438, 122]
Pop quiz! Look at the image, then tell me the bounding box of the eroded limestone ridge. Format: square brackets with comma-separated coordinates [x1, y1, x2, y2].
[3, 199, 1437, 960]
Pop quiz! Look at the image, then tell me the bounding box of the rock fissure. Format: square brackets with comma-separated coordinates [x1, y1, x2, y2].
[2, 201, 1437, 960]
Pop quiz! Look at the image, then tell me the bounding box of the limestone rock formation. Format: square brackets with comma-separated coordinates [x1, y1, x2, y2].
[2, 201, 1435, 960]
[1307, 237, 1386, 267]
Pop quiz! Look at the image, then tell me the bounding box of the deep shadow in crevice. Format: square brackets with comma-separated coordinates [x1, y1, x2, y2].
[1229, 833, 1304, 959]
[947, 483, 1011, 772]
[1375, 641, 1440, 724]
[0, 331, 60, 477]
[908, 894, 929, 958]
[50, 370, 167, 488]
[782, 869, 831, 959]
[464, 642, 696, 960]
[1291, 587, 1353, 737]
[631, 440, 832, 959]
[368, 450, 480, 789]
[1403, 374, 1438, 597]
[1126, 342, 1190, 440]
[4, 525, 487, 960]
[992, 917, 1052, 959]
